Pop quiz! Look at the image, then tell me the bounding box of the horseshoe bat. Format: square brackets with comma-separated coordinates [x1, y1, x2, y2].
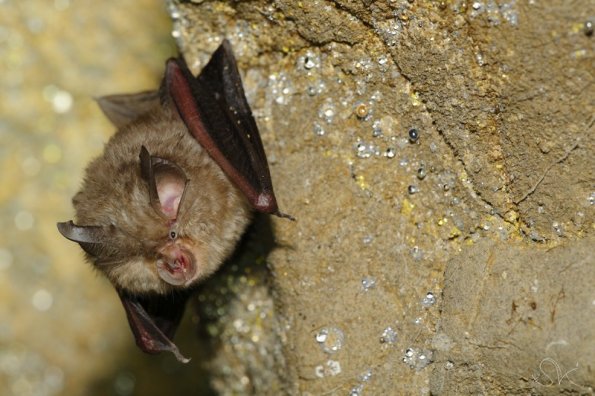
[57, 40, 293, 363]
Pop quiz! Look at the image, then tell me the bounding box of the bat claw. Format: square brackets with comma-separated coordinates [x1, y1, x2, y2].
[172, 349, 191, 364]
[275, 211, 296, 221]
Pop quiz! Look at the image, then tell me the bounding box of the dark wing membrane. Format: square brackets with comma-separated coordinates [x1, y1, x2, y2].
[118, 291, 190, 363]
[165, 40, 290, 217]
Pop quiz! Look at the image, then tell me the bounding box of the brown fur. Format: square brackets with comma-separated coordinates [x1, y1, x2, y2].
[73, 105, 251, 294]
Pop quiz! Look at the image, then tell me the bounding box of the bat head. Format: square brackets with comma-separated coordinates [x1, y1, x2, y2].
[57, 144, 205, 293]
[58, 72, 253, 296]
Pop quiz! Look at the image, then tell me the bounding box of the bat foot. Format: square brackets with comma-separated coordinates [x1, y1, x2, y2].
[275, 211, 296, 221]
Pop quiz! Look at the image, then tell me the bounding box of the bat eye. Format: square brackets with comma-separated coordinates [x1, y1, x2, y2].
[169, 231, 177, 239]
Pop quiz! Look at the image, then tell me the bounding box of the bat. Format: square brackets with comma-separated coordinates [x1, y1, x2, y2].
[57, 40, 293, 363]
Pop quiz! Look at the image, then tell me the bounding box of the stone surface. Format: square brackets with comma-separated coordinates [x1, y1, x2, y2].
[431, 238, 594, 395]
[167, 0, 594, 394]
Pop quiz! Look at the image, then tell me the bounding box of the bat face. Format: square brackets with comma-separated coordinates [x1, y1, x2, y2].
[57, 40, 292, 362]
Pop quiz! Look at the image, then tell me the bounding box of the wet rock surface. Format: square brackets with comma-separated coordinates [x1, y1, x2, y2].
[168, 0, 593, 394]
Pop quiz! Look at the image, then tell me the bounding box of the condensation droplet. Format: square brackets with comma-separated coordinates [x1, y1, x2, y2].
[403, 347, 434, 370]
[304, 56, 316, 70]
[407, 185, 419, 194]
[316, 360, 342, 377]
[372, 119, 383, 137]
[552, 221, 564, 237]
[355, 141, 379, 158]
[377, 55, 389, 71]
[350, 387, 362, 396]
[326, 359, 341, 376]
[475, 51, 485, 66]
[360, 369, 373, 382]
[408, 128, 419, 143]
[584, 20, 593, 36]
[411, 246, 424, 260]
[269, 73, 294, 105]
[315, 331, 327, 343]
[380, 326, 397, 344]
[315, 365, 324, 378]
[417, 166, 427, 180]
[501, 2, 518, 26]
[421, 292, 436, 307]
[318, 99, 336, 123]
[315, 327, 345, 354]
[313, 122, 325, 136]
[362, 276, 376, 291]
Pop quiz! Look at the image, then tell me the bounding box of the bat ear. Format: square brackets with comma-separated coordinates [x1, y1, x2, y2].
[139, 146, 188, 220]
[96, 91, 160, 128]
[56, 220, 110, 257]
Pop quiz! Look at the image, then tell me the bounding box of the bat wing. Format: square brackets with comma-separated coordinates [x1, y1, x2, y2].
[165, 40, 294, 220]
[118, 291, 190, 363]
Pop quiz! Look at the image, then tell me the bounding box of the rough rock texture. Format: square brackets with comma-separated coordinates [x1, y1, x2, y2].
[431, 239, 594, 395]
[167, 0, 594, 395]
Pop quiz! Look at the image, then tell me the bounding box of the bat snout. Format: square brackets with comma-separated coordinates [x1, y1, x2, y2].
[156, 246, 196, 286]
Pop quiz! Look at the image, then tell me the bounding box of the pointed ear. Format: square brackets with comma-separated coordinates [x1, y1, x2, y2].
[57, 220, 110, 257]
[139, 146, 188, 220]
[96, 91, 160, 128]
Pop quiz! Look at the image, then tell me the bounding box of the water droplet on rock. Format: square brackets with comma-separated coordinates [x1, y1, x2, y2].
[315, 327, 345, 354]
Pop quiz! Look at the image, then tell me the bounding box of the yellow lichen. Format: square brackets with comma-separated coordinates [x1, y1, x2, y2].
[401, 198, 415, 216]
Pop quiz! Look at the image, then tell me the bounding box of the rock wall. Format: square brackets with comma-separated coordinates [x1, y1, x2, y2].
[170, 0, 594, 394]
